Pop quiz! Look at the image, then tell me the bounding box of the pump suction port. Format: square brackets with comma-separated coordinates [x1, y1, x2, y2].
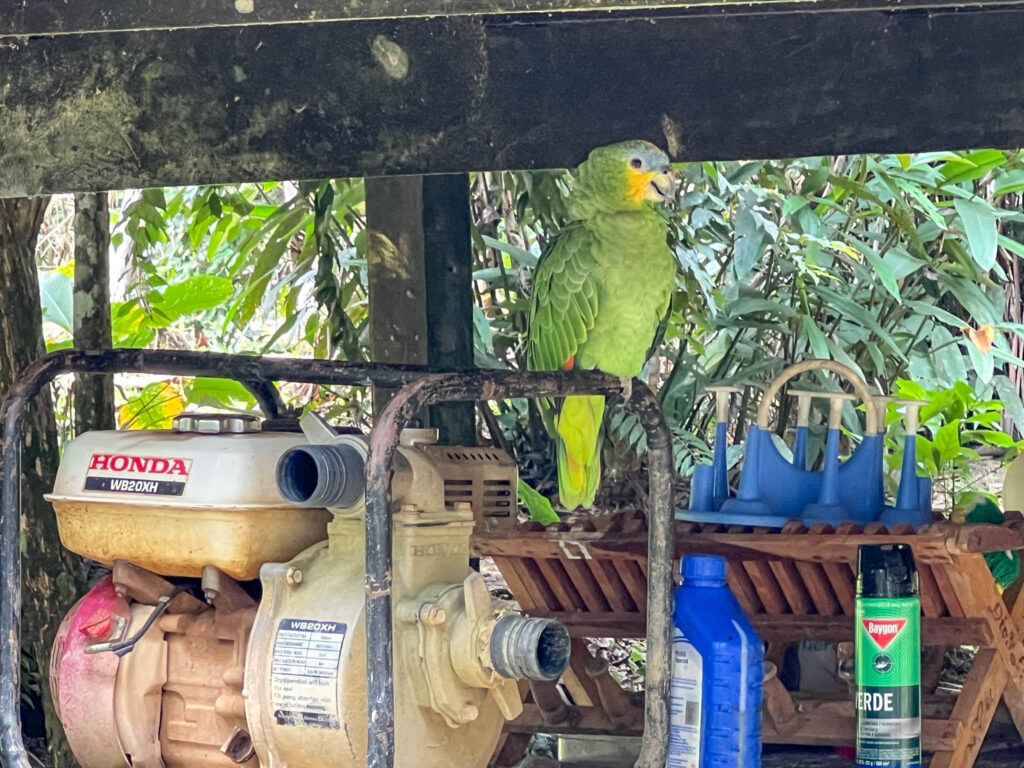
[276, 443, 366, 508]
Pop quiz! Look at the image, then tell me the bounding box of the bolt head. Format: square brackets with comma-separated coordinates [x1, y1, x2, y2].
[425, 606, 447, 625]
[285, 567, 303, 585]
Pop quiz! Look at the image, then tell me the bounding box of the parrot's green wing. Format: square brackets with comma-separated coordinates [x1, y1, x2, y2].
[527, 223, 601, 439]
[644, 298, 673, 365]
[527, 222, 600, 374]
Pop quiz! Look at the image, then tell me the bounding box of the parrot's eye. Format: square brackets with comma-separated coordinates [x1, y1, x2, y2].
[629, 157, 643, 170]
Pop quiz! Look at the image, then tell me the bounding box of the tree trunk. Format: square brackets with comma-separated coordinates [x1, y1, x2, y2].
[1004, 219, 1024, 438]
[73, 192, 115, 434]
[0, 198, 87, 768]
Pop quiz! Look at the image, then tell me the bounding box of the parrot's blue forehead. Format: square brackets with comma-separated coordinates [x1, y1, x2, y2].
[585, 140, 670, 170]
[616, 140, 670, 168]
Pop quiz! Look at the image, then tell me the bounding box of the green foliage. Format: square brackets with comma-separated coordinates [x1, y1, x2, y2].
[39, 270, 235, 349]
[516, 478, 561, 524]
[882, 379, 1022, 510]
[117, 380, 185, 429]
[468, 151, 1024, 510]
[40, 148, 1024, 513]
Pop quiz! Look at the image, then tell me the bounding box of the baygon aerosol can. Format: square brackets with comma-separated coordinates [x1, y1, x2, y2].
[855, 544, 921, 768]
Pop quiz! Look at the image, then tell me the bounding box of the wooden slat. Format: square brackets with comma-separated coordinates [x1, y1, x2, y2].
[769, 523, 815, 614]
[931, 563, 966, 618]
[611, 560, 647, 614]
[509, 703, 633, 735]
[762, 715, 959, 751]
[726, 562, 764, 615]
[528, 613, 646, 638]
[793, 560, 840, 615]
[589, 560, 636, 613]
[930, 649, 1007, 768]
[492, 556, 538, 610]
[528, 611, 992, 645]
[636, 556, 649, 579]
[515, 703, 955, 751]
[519, 558, 561, 610]
[917, 563, 947, 618]
[475, 527, 963, 564]
[785, 523, 839, 616]
[740, 526, 789, 614]
[768, 558, 815, 614]
[742, 558, 789, 614]
[810, 523, 856, 615]
[724, 523, 760, 616]
[534, 558, 582, 612]
[561, 559, 612, 612]
[567, 640, 601, 708]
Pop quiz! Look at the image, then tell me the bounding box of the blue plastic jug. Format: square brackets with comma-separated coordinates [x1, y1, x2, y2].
[668, 555, 764, 768]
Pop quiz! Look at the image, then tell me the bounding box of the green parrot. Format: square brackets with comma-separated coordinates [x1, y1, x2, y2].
[526, 140, 676, 510]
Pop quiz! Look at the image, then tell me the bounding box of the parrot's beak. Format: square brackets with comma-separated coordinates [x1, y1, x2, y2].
[645, 167, 676, 204]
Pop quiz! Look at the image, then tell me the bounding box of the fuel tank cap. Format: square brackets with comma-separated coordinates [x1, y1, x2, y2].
[173, 413, 261, 434]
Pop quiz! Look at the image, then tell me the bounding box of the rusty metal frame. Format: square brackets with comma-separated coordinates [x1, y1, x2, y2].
[0, 349, 675, 768]
[366, 373, 675, 768]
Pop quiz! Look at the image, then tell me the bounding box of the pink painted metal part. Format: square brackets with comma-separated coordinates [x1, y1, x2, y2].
[50, 576, 130, 768]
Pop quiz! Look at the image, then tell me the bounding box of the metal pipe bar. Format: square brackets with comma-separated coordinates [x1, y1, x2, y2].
[365, 372, 674, 768]
[0, 347, 441, 768]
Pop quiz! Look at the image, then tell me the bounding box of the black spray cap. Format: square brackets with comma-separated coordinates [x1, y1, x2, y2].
[857, 543, 919, 598]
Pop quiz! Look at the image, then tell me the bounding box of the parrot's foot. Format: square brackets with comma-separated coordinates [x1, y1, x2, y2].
[619, 377, 633, 401]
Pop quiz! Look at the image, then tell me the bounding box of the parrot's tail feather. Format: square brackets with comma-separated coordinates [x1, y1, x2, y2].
[555, 394, 605, 509]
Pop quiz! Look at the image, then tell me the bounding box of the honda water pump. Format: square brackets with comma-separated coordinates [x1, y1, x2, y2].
[46, 411, 569, 768]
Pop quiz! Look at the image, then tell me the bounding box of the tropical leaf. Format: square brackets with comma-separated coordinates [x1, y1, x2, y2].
[118, 381, 185, 430]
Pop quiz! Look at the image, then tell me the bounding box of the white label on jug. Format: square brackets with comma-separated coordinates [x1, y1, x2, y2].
[270, 618, 345, 729]
[667, 628, 702, 768]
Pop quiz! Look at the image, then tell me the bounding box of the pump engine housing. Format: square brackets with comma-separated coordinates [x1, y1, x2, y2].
[48, 413, 568, 768]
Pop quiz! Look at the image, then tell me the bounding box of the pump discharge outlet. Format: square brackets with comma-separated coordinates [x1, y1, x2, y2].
[47, 412, 569, 768]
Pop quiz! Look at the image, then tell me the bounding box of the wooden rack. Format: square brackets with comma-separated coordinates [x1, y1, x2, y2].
[477, 514, 1024, 768]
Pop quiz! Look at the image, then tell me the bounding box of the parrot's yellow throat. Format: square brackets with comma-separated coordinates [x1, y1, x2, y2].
[627, 168, 674, 204]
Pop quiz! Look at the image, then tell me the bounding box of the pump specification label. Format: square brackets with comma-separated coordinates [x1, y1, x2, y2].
[271, 618, 346, 730]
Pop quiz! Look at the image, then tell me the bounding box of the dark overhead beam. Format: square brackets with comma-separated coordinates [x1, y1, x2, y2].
[1, 0, 1008, 34]
[3, 4, 1024, 196]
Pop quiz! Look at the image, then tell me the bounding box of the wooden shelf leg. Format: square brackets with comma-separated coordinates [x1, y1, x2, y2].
[929, 649, 1007, 768]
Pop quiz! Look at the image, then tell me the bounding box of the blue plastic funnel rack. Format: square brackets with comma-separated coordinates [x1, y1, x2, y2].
[678, 359, 885, 528]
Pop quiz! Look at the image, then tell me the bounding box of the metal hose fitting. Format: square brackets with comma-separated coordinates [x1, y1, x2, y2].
[489, 616, 570, 681]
